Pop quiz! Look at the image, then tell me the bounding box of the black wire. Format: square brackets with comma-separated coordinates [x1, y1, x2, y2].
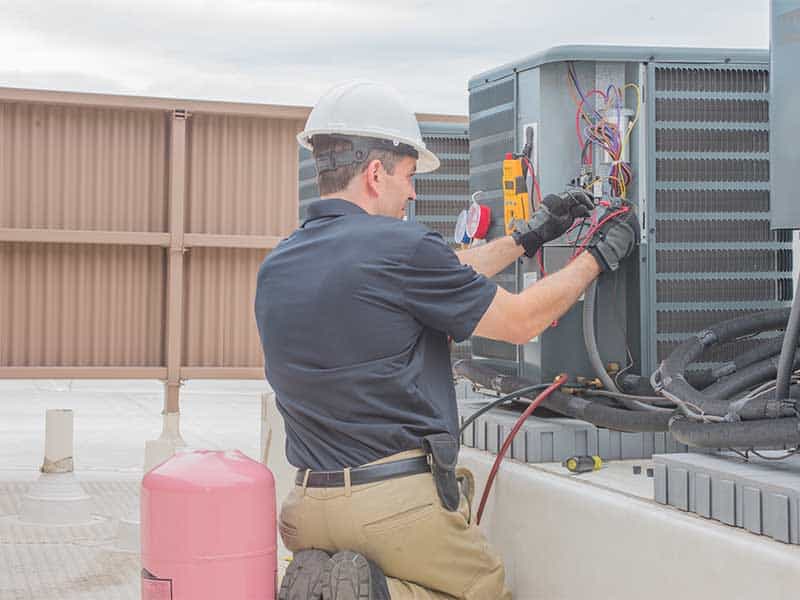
[571, 218, 589, 254]
[749, 447, 800, 461]
[728, 447, 800, 461]
[459, 384, 551, 435]
[580, 139, 592, 166]
[729, 448, 750, 461]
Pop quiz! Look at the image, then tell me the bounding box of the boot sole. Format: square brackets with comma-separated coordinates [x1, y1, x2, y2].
[322, 551, 373, 600]
[278, 549, 329, 600]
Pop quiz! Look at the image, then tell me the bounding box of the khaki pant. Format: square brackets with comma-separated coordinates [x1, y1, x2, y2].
[279, 450, 512, 600]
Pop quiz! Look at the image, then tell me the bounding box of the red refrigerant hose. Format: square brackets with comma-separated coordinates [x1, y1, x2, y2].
[475, 373, 568, 525]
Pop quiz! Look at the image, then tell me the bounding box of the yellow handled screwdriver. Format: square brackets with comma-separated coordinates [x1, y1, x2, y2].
[562, 455, 603, 474]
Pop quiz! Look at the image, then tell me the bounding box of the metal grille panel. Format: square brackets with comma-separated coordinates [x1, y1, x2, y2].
[468, 78, 516, 367]
[656, 190, 770, 213]
[657, 309, 762, 334]
[657, 219, 779, 243]
[655, 98, 769, 123]
[654, 67, 769, 92]
[651, 64, 792, 366]
[655, 159, 769, 182]
[656, 249, 792, 273]
[657, 278, 792, 303]
[656, 129, 769, 153]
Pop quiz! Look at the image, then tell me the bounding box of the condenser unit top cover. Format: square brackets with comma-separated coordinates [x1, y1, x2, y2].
[469, 45, 769, 89]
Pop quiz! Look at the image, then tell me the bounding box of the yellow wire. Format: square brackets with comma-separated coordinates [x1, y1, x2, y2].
[583, 177, 601, 190]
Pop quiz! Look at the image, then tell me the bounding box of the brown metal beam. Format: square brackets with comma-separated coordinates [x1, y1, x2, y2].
[0, 86, 311, 120]
[415, 113, 469, 124]
[0, 367, 168, 379]
[0, 87, 466, 124]
[165, 110, 188, 414]
[180, 367, 265, 379]
[183, 233, 282, 249]
[0, 227, 170, 246]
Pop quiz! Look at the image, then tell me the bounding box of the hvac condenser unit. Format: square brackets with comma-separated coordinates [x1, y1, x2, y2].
[468, 46, 793, 383]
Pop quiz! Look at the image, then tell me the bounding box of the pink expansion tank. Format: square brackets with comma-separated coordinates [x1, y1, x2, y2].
[141, 450, 277, 599]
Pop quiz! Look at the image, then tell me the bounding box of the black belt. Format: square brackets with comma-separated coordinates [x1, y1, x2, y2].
[295, 456, 431, 488]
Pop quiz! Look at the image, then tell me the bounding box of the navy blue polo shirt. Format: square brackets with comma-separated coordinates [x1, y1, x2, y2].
[254, 198, 497, 470]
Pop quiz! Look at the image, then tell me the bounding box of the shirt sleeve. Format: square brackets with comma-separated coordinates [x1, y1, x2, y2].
[402, 231, 498, 342]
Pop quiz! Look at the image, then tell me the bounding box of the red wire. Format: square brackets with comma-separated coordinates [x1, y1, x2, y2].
[521, 157, 542, 207]
[475, 374, 568, 525]
[573, 206, 630, 257]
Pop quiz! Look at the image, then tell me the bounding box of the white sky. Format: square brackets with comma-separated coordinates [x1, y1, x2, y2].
[0, 0, 771, 115]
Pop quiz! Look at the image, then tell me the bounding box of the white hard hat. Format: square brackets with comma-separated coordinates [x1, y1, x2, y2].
[298, 80, 440, 173]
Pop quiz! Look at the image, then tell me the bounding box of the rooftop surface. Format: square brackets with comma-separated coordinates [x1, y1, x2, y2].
[0, 378, 276, 600]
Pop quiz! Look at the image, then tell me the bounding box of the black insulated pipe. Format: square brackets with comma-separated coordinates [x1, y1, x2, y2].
[776, 272, 800, 400]
[545, 391, 671, 432]
[453, 360, 672, 432]
[653, 309, 793, 419]
[710, 336, 785, 380]
[670, 417, 800, 449]
[583, 280, 668, 412]
[703, 350, 800, 402]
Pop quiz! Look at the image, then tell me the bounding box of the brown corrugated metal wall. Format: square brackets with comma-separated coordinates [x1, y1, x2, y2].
[0, 88, 308, 411]
[0, 86, 465, 411]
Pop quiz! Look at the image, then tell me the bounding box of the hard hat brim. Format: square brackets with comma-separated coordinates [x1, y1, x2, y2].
[297, 129, 440, 173]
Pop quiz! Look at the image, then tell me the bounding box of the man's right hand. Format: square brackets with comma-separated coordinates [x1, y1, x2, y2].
[586, 208, 640, 272]
[512, 189, 594, 257]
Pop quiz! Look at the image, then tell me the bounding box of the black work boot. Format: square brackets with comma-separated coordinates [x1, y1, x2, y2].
[321, 551, 390, 600]
[279, 549, 331, 600]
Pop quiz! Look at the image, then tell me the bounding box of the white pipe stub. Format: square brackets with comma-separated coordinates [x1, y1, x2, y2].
[19, 473, 94, 526]
[19, 409, 94, 526]
[41, 408, 74, 473]
[119, 411, 188, 552]
[144, 411, 186, 472]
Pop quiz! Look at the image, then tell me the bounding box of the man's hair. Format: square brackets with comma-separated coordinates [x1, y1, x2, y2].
[312, 136, 404, 196]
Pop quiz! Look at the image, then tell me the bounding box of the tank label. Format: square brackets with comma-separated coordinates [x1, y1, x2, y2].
[142, 568, 172, 600]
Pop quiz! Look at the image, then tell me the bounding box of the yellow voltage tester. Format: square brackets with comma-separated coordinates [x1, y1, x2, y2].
[502, 152, 531, 235]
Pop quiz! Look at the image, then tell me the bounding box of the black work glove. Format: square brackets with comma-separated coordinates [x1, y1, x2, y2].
[587, 208, 640, 272]
[512, 189, 594, 257]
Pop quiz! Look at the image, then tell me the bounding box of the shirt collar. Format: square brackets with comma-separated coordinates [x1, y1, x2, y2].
[306, 198, 368, 220]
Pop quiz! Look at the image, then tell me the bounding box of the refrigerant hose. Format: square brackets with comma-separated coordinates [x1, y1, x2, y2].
[776, 272, 800, 400]
[582, 280, 670, 413]
[652, 308, 794, 419]
[454, 360, 672, 432]
[475, 375, 567, 525]
[670, 415, 800, 449]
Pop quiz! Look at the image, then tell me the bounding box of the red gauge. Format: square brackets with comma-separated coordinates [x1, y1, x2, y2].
[466, 203, 491, 239]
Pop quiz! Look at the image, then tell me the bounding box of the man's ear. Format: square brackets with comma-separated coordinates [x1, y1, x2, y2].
[364, 158, 383, 197]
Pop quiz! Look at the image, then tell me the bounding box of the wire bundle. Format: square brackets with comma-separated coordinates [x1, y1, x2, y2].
[567, 63, 641, 199]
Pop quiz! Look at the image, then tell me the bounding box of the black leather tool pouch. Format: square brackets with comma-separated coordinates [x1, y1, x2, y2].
[422, 433, 460, 511]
